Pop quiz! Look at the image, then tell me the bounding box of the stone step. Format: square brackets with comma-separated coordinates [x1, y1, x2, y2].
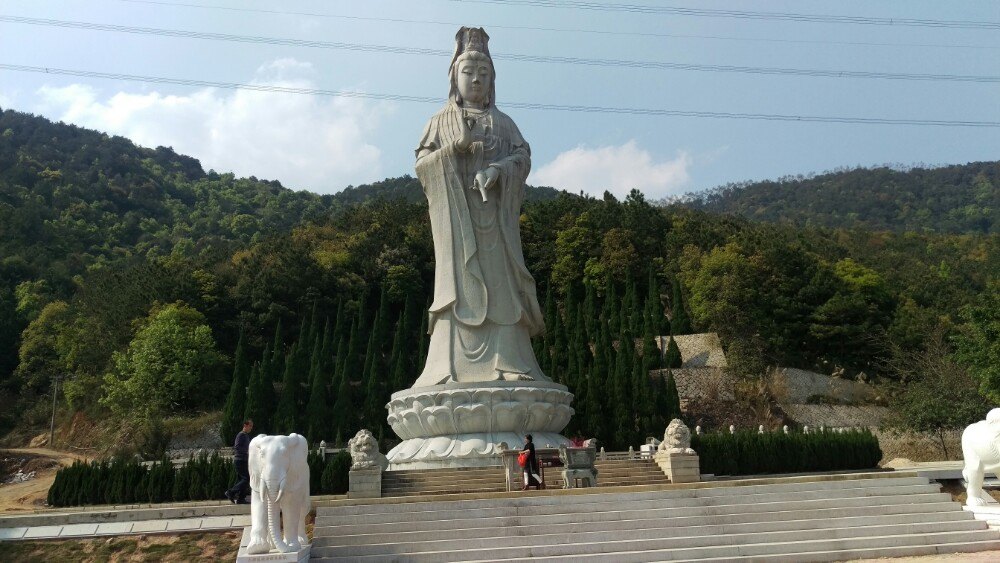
[316, 489, 948, 529]
[323, 475, 931, 517]
[312, 509, 978, 549]
[318, 477, 934, 520]
[683, 540, 1000, 562]
[382, 486, 508, 498]
[382, 475, 669, 492]
[311, 528, 999, 562]
[311, 473, 998, 562]
[382, 467, 665, 482]
[315, 500, 961, 538]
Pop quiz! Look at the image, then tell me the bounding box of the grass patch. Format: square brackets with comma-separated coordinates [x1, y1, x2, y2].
[3, 531, 241, 562]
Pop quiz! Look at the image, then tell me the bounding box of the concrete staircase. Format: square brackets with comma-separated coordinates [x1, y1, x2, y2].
[381, 459, 669, 497]
[311, 473, 1000, 562]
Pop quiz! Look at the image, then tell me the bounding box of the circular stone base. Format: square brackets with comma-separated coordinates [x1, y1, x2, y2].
[386, 432, 570, 470]
[385, 381, 575, 470]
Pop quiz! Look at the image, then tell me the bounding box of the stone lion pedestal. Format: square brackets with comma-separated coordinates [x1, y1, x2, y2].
[654, 419, 700, 484]
[386, 381, 574, 469]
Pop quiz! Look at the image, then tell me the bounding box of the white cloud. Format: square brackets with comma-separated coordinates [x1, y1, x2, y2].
[33, 58, 391, 193]
[531, 140, 692, 200]
[0, 90, 16, 110]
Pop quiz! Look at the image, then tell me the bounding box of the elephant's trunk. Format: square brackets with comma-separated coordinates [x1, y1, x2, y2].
[263, 481, 291, 553]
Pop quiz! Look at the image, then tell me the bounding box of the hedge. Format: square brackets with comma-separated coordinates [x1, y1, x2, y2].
[48, 450, 352, 507]
[690, 428, 882, 476]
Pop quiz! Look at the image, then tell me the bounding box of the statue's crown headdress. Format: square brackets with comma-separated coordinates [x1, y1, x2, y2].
[450, 27, 491, 72]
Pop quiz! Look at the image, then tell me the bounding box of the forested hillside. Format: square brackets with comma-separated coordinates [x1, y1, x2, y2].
[1, 108, 997, 453]
[687, 163, 1000, 234]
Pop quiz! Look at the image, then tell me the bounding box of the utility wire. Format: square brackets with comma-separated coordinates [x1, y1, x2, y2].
[453, 0, 1000, 30]
[2, 63, 998, 128]
[108, 0, 1000, 51]
[4, 16, 1000, 84]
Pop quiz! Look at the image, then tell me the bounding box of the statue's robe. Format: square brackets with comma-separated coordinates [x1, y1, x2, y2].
[412, 102, 546, 386]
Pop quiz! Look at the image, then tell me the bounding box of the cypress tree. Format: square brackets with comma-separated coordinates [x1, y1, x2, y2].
[671, 278, 692, 335]
[604, 276, 620, 338]
[387, 315, 406, 393]
[332, 333, 347, 393]
[273, 344, 302, 434]
[333, 317, 360, 439]
[362, 287, 390, 382]
[331, 299, 345, 356]
[583, 282, 597, 343]
[610, 321, 635, 449]
[243, 362, 264, 431]
[622, 280, 639, 337]
[417, 299, 429, 370]
[584, 365, 605, 444]
[362, 339, 385, 433]
[320, 317, 334, 375]
[664, 369, 682, 420]
[664, 335, 683, 369]
[550, 302, 565, 384]
[221, 330, 251, 445]
[305, 335, 329, 444]
[540, 284, 556, 374]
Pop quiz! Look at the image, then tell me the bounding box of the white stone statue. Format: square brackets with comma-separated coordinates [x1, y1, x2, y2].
[658, 418, 696, 455]
[963, 408, 1000, 507]
[412, 26, 544, 386]
[385, 27, 574, 470]
[348, 429, 387, 470]
[246, 434, 309, 555]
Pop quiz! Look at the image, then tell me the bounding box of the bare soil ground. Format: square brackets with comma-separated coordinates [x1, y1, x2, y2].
[0, 447, 87, 512]
[2, 531, 241, 562]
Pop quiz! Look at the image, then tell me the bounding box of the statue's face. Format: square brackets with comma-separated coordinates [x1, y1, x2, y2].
[456, 56, 492, 106]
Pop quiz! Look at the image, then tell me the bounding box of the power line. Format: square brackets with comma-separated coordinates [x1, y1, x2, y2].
[2, 63, 998, 128]
[108, 0, 1000, 51]
[453, 0, 1000, 30]
[4, 16, 1000, 84]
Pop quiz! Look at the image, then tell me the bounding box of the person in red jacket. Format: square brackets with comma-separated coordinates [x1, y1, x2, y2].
[521, 434, 544, 490]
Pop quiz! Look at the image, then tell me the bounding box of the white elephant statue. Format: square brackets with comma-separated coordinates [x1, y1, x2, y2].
[246, 433, 310, 554]
[963, 408, 1000, 507]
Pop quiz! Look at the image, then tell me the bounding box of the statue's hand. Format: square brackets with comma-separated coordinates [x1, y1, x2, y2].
[472, 166, 499, 202]
[453, 116, 473, 152]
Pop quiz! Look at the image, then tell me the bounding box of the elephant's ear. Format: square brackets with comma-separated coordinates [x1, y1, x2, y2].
[249, 442, 264, 492]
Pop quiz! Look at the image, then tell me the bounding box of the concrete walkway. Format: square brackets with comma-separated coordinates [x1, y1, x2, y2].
[0, 494, 346, 542]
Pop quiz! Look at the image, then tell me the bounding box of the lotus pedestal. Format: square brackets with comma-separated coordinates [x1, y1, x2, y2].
[385, 381, 575, 470]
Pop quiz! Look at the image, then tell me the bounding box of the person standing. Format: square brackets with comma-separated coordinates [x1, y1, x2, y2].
[225, 419, 253, 504]
[521, 434, 544, 490]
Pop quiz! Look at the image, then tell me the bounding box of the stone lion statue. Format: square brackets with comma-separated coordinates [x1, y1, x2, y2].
[658, 418, 695, 455]
[963, 408, 1000, 507]
[348, 429, 387, 470]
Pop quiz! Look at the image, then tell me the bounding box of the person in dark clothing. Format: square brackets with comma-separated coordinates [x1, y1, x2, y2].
[225, 419, 253, 504]
[521, 434, 544, 490]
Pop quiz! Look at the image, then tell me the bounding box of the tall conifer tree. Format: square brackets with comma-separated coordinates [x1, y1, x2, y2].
[220, 330, 251, 444]
[305, 334, 329, 444]
[242, 362, 265, 434]
[671, 278, 692, 335]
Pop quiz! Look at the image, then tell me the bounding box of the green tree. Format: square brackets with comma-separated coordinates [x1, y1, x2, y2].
[101, 302, 226, 417]
[670, 278, 692, 335]
[664, 336, 682, 369]
[220, 330, 251, 445]
[15, 300, 71, 393]
[305, 332, 329, 444]
[954, 282, 1000, 403]
[891, 329, 990, 458]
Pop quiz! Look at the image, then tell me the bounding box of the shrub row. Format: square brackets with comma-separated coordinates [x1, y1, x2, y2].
[690, 428, 882, 476]
[48, 450, 352, 507]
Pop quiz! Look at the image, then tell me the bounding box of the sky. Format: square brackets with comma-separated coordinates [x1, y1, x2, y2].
[1, 0, 998, 199]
